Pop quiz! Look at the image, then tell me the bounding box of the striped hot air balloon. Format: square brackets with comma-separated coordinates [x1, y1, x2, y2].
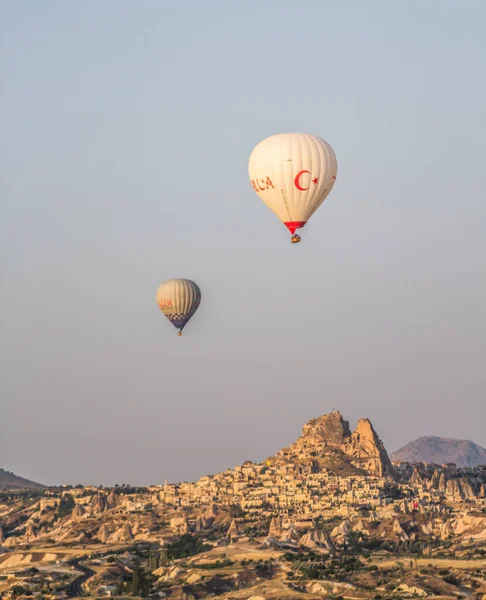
[248, 132, 337, 243]
[156, 279, 201, 336]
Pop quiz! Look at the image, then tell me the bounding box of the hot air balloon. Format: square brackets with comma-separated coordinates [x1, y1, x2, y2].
[156, 278, 201, 336]
[248, 132, 337, 243]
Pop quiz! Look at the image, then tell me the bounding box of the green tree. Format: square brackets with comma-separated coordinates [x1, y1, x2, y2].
[56, 494, 75, 518]
[147, 554, 158, 572]
[166, 534, 210, 560]
[159, 549, 168, 567]
[131, 567, 141, 595]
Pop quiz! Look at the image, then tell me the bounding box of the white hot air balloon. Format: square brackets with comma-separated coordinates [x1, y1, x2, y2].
[156, 278, 201, 336]
[248, 132, 337, 243]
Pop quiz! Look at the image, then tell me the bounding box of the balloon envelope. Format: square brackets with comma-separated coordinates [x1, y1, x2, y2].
[248, 132, 337, 236]
[156, 279, 201, 334]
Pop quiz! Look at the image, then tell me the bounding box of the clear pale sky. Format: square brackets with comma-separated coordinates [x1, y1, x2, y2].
[1, 0, 485, 487]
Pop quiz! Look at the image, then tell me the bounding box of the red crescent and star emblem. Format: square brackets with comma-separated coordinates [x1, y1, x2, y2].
[294, 171, 320, 190]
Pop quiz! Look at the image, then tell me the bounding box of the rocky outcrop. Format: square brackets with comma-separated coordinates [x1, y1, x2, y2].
[410, 468, 424, 486]
[170, 516, 190, 535]
[429, 469, 441, 489]
[280, 412, 394, 478]
[227, 519, 239, 541]
[369, 510, 379, 522]
[24, 522, 36, 541]
[90, 494, 106, 515]
[106, 492, 118, 509]
[440, 519, 453, 540]
[331, 519, 350, 540]
[451, 515, 486, 540]
[98, 523, 110, 543]
[110, 522, 133, 543]
[352, 519, 369, 534]
[268, 516, 283, 538]
[421, 522, 433, 535]
[195, 515, 208, 532]
[3, 536, 17, 548]
[299, 528, 335, 552]
[438, 472, 447, 492]
[458, 478, 476, 499]
[342, 418, 394, 477]
[180, 517, 190, 535]
[445, 478, 477, 499]
[447, 479, 462, 498]
[0, 526, 4, 543]
[58, 528, 89, 543]
[204, 504, 218, 522]
[300, 412, 351, 446]
[392, 519, 409, 542]
[72, 503, 86, 519]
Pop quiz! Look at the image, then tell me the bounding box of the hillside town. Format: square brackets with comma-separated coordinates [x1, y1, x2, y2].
[1, 412, 486, 600]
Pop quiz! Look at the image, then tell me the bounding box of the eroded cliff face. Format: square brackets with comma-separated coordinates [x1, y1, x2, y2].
[342, 418, 394, 477]
[405, 465, 483, 500]
[280, 411, 394, 478]
[300, 412, 352, 446]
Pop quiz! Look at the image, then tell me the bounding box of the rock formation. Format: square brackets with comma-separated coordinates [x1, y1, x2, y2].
[352, 519, 368, 534]
[440, 519, 452, 540]
[3, 536, 17, 548]
[445, 478, 476, 500]
[342, 418, 394, 477]
[227, 519, 239, 541]
[429, 469, 441, 489]
[410, 468, 424, 486]
[106, 492, 118, 509]
[90, 494, 106, 515]
[98, 523, 110, 543]
[179, 517, 190, 535]
[72, 503, 86, 519]
[24, 522, 36, 540]
[110, 522, 133, 543]
[331, 519, 350, 540]
[195, 515, 207, 532]
[300, 411, 351, 446]
[392, 519, 409, 542]
[299, 528, 336, 552]
[452, 515, 486, 540]
[170, 516, 190, 535]
[458, 478, 476, 499]
[204, 504, 218, 521]
[268, 516, 283, 538]
[278, 412, 394, 478]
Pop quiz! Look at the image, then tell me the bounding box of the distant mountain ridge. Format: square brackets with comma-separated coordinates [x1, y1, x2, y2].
[0, 468, 46, 490]
[391, 436, 486, 467]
